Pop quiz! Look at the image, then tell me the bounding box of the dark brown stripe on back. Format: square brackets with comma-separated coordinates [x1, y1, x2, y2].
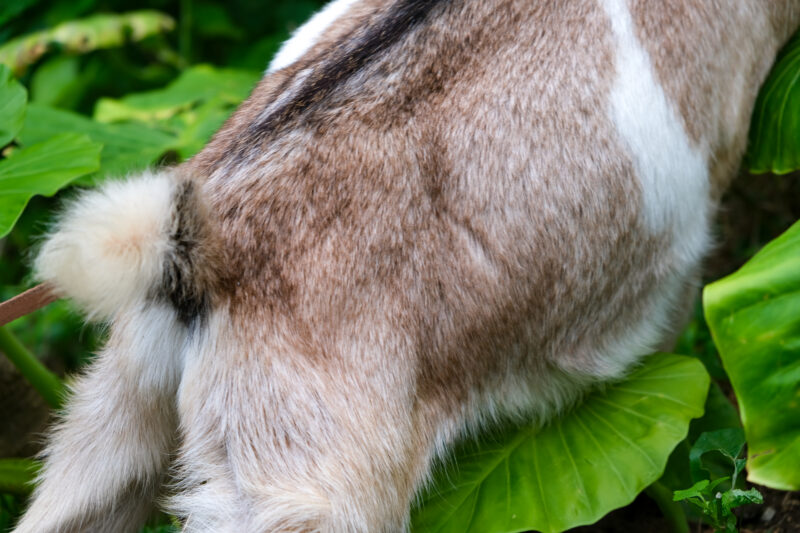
[252, 0, 448, 136]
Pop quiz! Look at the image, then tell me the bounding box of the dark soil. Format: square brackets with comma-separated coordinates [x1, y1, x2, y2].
[707, 171, 800, 281]
[569, 493, 671, 533]
[565, 487, 800, 533]
[0, 355, 53, 458]
[737, 487, 800, 533]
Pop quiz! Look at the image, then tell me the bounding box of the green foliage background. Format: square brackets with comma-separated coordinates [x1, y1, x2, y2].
[0, 0, 324, 353]
[1, 1, 799, 532]
[0, 1, 325, 530]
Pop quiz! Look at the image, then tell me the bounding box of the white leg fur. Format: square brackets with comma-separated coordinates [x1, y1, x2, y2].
[165, 312, 424, 532]
[12, 305, 185, 533]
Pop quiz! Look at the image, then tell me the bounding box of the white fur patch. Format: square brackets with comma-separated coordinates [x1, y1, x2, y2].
[34, 170, 175, 320]
[267, 0, 360, 72]
[567, 0, 714, 378]
[602, 0, 711, 251]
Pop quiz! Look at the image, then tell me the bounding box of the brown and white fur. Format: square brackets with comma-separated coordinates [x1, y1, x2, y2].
[13, 1, 800, 531]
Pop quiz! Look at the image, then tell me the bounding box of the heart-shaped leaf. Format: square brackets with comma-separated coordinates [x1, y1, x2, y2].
[745, 30, 800, 174]
[0, 132, 101, 237]
[689, 428, 745, 484]
[704, 219, 800, 490]
[411, 354, 709, 533]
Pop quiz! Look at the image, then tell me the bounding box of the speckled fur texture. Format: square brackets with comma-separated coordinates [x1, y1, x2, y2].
[15, 1, 800, 531]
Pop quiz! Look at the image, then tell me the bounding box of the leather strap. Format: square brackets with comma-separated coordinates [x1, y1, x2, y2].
[0, 283, 59, 327]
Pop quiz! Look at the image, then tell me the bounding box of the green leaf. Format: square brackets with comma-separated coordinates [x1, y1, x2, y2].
[673, 479, 711, 502]
[704, 219, 800, 490]
[411, 354, 710, 533]
[745, 30, 800, 174]
[30, 56, 82, 108]
[0, 459, 39, 495]
[228, 35, 287, 70]
[173, 97, 235, 159]
[0, 64, 27, 147]
[689, 428, 745, 483]
[721, 488, 763, 510]
[0, 326, 65, 410]
[94, 64, 259, 124]
[0, 10, 175, 75]
[660, 383, 742, 493]
[0, 132, 101, 236]
[19, 104, 177, 183]
[91, 65, 257, 159]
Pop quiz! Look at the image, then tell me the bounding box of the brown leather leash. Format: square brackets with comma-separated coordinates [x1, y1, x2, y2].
[0, 283, 59, 327]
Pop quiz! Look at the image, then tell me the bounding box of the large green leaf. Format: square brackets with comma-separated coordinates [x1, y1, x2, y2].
[0, 64, 27, 147]
[0, 132, 101, 237]
[411, 354, 710, 533]
[19, 104, 177, 183]
[704, 220, 800, 490]
[93, 65, 258, 159]
[94, 64, 259, 124]
[0, 10, 175, 75]
[745, 30, 800, 174]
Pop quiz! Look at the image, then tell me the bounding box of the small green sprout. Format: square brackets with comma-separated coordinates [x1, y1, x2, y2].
[673, 429, 764, 533]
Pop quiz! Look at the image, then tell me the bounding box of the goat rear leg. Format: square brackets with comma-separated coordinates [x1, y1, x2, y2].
[13, 306, 184, 533]
[172, 336, 436, 533]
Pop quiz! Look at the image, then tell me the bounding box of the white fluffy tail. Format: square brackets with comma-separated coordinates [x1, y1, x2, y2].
[34, 170, 178, 320]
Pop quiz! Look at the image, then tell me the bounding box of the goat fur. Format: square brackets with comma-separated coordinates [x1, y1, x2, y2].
[14, 0, 800, 531]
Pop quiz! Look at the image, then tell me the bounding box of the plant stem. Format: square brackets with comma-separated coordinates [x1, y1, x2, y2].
[646, 481, 690, 533]
[0, 326, 64, 410]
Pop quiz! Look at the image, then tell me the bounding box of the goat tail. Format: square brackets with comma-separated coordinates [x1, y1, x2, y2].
[34, 169, 218, 323]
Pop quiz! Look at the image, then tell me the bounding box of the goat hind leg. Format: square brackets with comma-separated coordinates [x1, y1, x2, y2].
[13, 305, 184, 533]
[170, 336, 432, 532]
